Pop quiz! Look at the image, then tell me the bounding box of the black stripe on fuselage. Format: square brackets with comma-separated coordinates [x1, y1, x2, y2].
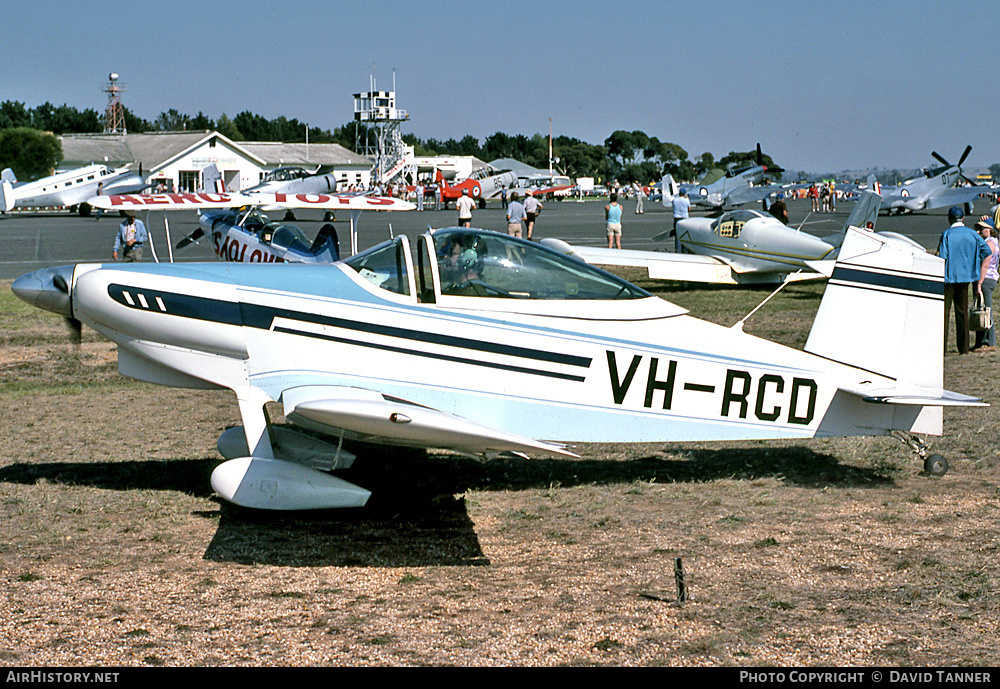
[107, 283, 592, 378]
[829, 265, 943, 300]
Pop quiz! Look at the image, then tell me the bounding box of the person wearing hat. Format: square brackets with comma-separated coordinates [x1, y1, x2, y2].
[506, 191, 526, 237]
[456, 187, 475, 228]
[937, 205, 992, 354]
[972, 216, 999, 352]
[670, 187, 691, 253]
[113, 212, 148, 262]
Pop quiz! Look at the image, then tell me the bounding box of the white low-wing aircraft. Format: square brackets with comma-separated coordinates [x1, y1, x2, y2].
[1, 164, 148, 216]
[89, 191, 415, 261]
[12, 225, 982, 510]
[542, 191, 893, 285]
[877, 147, 991, 214]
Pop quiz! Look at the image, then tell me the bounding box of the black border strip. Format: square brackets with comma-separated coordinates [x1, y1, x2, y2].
[830, 266, 943, 298]
[108, 283, 592, 377]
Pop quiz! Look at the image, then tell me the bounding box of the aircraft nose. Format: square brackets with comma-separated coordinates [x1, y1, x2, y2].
[11, 265, 75, 318]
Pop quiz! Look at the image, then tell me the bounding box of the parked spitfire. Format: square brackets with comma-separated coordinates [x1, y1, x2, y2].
[89, 190, 415, 263]
[13, 221, 981, 510]
[0, 164, 148, 216]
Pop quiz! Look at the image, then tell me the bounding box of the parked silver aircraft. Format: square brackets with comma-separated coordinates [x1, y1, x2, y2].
[878, 147, 991, 214]
[542, 191, 897, 285]
[243, 166, 338, 195]
[661, 144, 797, 211]
[12, 222, 981, 509]
[0, 164, 147, 216]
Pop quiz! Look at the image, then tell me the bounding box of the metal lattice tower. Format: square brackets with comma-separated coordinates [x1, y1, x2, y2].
[103, 73, 126, 135]
[353, 73, 412, 186]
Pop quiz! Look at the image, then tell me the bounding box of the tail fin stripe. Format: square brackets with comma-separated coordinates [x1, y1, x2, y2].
[829, 266, 943, 299]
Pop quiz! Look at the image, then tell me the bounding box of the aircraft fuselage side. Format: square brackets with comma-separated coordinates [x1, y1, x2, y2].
[67, 260, 909, 446]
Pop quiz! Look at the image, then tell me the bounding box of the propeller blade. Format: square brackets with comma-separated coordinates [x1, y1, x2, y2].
[175, 227, 204, 249]
[931, 151, 949, 167]
[756, 143, 763, 166]
[958, 145, 972, 167]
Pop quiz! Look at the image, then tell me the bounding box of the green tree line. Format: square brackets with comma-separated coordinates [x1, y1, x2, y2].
[1, 99, 779, 185]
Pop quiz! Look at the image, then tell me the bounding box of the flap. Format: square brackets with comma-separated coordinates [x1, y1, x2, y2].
[282, 385, 579, 458]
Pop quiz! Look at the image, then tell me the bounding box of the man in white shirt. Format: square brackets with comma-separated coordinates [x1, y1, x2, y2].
[523, 193, 542, 240]
[456, 188, 475, 227]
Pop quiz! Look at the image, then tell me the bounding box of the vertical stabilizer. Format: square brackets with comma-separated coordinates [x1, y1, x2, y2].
[805, 227, 943, 391]
[660, 174, 677, 207]
[203, 163, 225, 193]
[843, 189, 881, 231]
[0, 180, 13, 212]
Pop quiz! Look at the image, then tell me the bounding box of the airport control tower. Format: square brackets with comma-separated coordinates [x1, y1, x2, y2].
[353, 76, 413, 187]
[103, 73, 126, 135]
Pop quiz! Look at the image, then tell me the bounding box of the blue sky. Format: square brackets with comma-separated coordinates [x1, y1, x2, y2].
[4, 0, 997, 173]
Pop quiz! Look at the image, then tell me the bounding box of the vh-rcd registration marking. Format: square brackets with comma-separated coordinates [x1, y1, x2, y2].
[607, 351, 817, 425]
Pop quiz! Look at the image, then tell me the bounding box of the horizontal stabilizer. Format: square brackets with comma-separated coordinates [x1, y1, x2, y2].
[804, 259, 837, 277]
[839, 385, 986, 407]
[282, 385, 578, 458]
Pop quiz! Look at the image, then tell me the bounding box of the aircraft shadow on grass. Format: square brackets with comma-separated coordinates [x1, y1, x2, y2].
[0, 445, 892, 567]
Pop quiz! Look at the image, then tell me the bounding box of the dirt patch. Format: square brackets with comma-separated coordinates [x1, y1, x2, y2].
[1, 278, 999, 667]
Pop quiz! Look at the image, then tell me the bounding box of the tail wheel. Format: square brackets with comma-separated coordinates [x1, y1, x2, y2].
[923, 454, 948, 477]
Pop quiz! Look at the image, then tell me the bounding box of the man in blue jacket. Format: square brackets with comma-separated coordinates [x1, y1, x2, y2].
[938, 206, 992, 354]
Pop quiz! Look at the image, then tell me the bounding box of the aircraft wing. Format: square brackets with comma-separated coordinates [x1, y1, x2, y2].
[725, 183, 807, 207]
[541, 238, 828, 285]
[923, 185, 992, 210]
[281, 385, 578, 458]
[89, 191, 416, 212]
[540, 239, 748, 284]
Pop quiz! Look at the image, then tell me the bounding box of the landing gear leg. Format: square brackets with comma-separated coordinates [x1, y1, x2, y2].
[892, 431, 948, 476]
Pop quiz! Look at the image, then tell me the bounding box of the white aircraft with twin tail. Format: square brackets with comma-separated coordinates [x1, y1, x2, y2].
[542, 190, 920, 285]
[1, 164, 148, 216]
[89, 190, 415, 263]
[13, 220, 983, 510]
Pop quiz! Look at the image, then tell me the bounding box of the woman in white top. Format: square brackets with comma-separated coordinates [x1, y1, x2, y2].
[973, 216, 999, 351]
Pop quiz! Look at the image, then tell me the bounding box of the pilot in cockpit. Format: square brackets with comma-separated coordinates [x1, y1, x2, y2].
[439, 235, 482, 292]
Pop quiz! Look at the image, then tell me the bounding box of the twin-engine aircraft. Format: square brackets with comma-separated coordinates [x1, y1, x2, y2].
[13, 223, 983, 510]
[877, 146, 991, 214]
[89, 190, 415, 263]
[1, 164, 148, 216]
[542, 191, 912, 285]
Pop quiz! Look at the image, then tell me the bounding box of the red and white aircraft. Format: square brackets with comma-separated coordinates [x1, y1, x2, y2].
[433, 167, 517, 208]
